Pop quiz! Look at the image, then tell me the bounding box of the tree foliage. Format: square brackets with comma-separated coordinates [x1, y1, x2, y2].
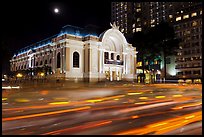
[131, 21, 180, 80]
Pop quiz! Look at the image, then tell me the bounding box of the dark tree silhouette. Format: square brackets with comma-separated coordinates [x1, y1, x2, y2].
[151, 21, 180, 80]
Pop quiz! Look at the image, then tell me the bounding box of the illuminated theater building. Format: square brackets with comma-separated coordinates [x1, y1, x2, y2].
[10, 23, 137, 82]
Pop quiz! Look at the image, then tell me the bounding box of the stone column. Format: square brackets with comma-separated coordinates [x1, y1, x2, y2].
[63, 46, 66, 72]
[102, 51, 104, 73]
[110, 69, 113, 81]
[123, 54, 126, 74]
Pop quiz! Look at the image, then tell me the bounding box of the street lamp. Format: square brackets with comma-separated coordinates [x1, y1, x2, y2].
[40, 72, 45, 77]
[16, 73, 23, 78]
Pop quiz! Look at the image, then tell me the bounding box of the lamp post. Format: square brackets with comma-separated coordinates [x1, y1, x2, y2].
[16, 73, 23, 83]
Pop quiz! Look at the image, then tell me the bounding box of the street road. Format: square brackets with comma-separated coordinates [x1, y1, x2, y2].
[2, 82, 202, 135]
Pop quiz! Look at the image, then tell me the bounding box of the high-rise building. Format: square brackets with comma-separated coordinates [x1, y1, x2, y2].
[174, 3, 202, 80]
[111, 2, 202, 81]
[111, 2, 198, 36]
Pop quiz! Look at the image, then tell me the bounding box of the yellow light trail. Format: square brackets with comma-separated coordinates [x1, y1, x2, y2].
[2, 98, 7, 101]
[49, 101, 70, 105]
[127, 92, 142, 95]
[2, 106, 91, 122]
[172, 94, 183, 98]
[139, 97, 148, 100]
[155, 96, 166, 99]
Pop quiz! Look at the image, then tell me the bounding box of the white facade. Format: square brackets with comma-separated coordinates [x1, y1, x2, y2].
[10, 24, 137, 82]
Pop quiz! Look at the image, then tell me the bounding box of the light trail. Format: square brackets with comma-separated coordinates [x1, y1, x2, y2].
[114, 111, 202, 135]
[2, 106, 91, 122]
[42, 120, 112, 135]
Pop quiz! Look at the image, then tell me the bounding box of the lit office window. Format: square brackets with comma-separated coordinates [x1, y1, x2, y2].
[137, 18, 141, 22]
[132, 24, 135, 28]
[200, 10, 202, 15]
[136, 28, 142, 32]
[191, 12, 197, 17]
[137, 3, 141, 7]
[169, 15, 173, 19]
[151, 19, 155, 24]
[192, 21, 198, 26]
[121, 28, 124, 32]
[183, 14, 189, 19]
[136, 8, 141, 12]
[176, 16, 181, 21]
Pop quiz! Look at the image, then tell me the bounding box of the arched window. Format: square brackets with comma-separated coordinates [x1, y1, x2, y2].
[40, 61, 43, 66]
[117, 55, 120, 60]
[24, 65, 26, 69]
[57, 52, 61, 68]
[104, 52, 109, 63]
[111, 53, 114, 60]
[104, 52, 109, 60]
[45, 60, 47, 65]
[73, 52, 79, 68]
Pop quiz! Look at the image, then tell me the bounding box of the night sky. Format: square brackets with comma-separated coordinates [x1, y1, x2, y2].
[1, 0, 111, 73]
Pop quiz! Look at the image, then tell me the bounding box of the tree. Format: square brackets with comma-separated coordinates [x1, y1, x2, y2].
[151, 21, 180, 80]
[131, 29, 158, 83]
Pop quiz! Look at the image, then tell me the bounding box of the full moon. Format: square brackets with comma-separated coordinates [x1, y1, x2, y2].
[54, 8, 59, 13]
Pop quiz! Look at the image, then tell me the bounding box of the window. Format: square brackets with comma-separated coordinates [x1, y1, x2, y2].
[136, 8, 141, 12]
[177, 72, 183, 75]
[73, 52, 79, 68]
[151, 19, 155, 24]
[183, 14, 189, 19]
[166, 58, 171, 64]
[57, 52, 61, 68]
[50, 59, 52, 64]
[176, 16, 181, 21]
[200, 10, 202, 15]
[45, 60, 47, 65]
[40, 61, 43, 66]
[117, 55, 120, 60]
[193, 70, 200, 75]
[192, 21, 198, 26]
[169, 15, 173, 19]
[136, 28, 142, 32]
[104, 52, 109, 60]
[36, 62, 38, 66]
[191, 12, 197, 17]
[111, 53, 114, 60]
